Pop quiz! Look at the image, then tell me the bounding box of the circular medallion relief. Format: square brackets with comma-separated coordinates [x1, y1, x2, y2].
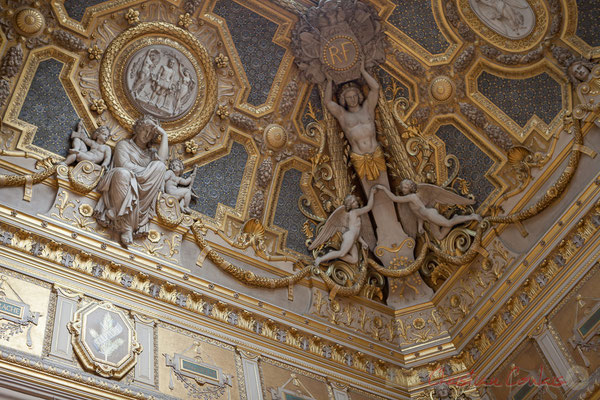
[100, 22, 217, 144]
[15, 8, 44, 36]
[124, 45, 200, 121]
[430, 76, 454, 102]
[264, 124, 287, 150]
[322, 35, 359, 71]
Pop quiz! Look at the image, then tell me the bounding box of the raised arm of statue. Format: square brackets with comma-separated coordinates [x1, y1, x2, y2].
[374, 184, 415, 204]
[156, 124, 169, 162]
[360, 60, 379, 115]
[355, 185, 379, 216]
[325, 77, 344, 119]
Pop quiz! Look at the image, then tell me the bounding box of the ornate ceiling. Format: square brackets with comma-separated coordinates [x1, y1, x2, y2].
[0, 0, 599, 399]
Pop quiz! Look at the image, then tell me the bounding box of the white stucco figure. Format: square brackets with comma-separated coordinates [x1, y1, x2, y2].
[150, 57, 177, 110]
[325, 60, 383, 182]
[309, 186, 380, 266]
[64, 120, 112, 169]
[469, 0, 534, 39]
[94, 115, 168, 246]
[129, 48, 159, 101]
[164, 159, 197, 213]
[377, 182, 481, 240]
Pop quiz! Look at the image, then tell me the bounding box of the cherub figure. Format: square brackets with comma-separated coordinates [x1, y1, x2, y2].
[163, 159, 197, 213]
[432, 383, 451, 400]
[64, 120, 112, 168]
[376, 181, 481, 241]
[308, 186, 379, 266]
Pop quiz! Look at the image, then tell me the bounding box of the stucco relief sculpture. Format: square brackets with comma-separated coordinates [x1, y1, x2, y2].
[377, 183, 481, 241]
[64, 120, 112, 169]
[309, 188, 377, 266]
[125, 45, 198, 120]
[164, 159, 197, 213]
[321, 62, 441, 306]
[469, 0, 535, 39]
[291, 0, 385, 84]
[94, 115, 168, 246]
[570, 60, 600, 127]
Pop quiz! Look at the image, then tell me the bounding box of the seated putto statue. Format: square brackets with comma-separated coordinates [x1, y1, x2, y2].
[309, 186, 379, 266]
[377, 182, 481, 240]
[163, 159, 197, 213]
[94, 115, 168, 246]
[64, 120, 112, 169]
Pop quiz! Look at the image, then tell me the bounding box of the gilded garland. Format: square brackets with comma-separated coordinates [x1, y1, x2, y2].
[99, 22, 217, 144]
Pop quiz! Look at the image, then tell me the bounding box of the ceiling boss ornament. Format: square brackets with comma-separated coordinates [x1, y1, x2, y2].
[14, 8, 45, 36]
[100, 21, 217, 144]
[430, 76, 454, 102]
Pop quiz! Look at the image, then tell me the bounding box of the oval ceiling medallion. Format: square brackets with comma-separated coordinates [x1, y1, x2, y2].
[458, 0, 548, 51]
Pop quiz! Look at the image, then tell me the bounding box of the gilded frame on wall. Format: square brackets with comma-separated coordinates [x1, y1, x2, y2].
[67, 301, 142, 379]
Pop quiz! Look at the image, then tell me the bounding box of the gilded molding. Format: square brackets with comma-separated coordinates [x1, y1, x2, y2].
[464, 200, 600, 367]
[0, 216, 407, 383]
[99, 21, 217, 144]
[561, 0, 600, 59]
[204, 0, 296, 117]
[457, 0, 549, 52]
[467, 58, 570, 141]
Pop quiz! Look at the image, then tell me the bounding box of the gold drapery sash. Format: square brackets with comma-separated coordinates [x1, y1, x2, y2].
[349, 147, 386, 181]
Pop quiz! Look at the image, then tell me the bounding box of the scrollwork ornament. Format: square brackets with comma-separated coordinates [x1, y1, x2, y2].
[156, 192, 184, 228]
[67, 160, 104, 194]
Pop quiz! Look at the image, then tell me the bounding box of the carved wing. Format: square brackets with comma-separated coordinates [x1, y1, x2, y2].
[416, 183, 475, 208]
[308, 206, 347, 250]
[359, 213, 377, 251]
[396, 202, 419, 239]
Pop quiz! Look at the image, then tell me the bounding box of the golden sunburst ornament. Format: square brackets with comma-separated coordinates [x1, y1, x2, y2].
[430, 76, 454, 102]
[15, 8, 44, 36]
